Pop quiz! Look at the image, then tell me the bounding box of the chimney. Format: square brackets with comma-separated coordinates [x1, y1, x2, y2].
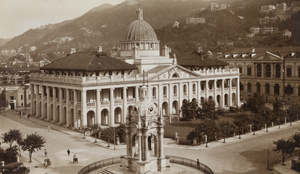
[70, 48, 76, 54]
[98, 46, 102, 53]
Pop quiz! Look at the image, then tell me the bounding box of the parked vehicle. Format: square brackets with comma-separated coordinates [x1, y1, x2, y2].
[1, 162, 30, 174]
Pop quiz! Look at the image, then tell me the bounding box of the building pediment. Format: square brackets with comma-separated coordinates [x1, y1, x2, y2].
[253, 51, 283, 61]
[147, 65, 200, 81]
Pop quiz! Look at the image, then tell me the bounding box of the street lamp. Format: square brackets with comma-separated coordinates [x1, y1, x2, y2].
[205, 135, 208, 147]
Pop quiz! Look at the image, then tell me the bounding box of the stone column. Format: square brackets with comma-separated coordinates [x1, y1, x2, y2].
[261, 63, 264, 78]
[81, 89, 87, 127]
[30, 84, 34, 115]
[46, 86, 50, 120]
[123, 87, 127, 123]
[138, 130, 142, 161]
[205, 80, 209, 99]
[66, 89, 70, 126]
[158, 85, 162, 114]
[236, 78, 240, 106]
[197, 81, 201, 102]
[178, 83, 182, 111]
[188, 82, 192, 101]
[53, 87, 56, 122]
[73, 90, 77, 128]
[144, 129, 148, 161]
[59, 88, 63, 124]
[221, 79, 225, 107]
[135, 86, 139, 103]
[271, 63, 274, 78]
[229, 78, 232, 106]
[96, 89, 101, 125]
[110, 88, 115, 126]
[36, 85, 40, 117]
[168, 84, 172, 116]
[41, 86, 44, 118]
[214, 79, 217, 103]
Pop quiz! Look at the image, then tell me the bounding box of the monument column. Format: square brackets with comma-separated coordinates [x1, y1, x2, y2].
[138, 130, 142, 162]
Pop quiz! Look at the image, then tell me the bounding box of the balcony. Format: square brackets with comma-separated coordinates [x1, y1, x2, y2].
[101, 100, 110, 105]
[127, 98, 135, 103]
[115, 99, 123, 104]
[87, 102, 96, 107]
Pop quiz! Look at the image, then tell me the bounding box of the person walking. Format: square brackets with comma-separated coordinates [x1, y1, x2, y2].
[197, 159, 200, 169]
[44, 149, 47, 157]
[67, 149, 70, 156]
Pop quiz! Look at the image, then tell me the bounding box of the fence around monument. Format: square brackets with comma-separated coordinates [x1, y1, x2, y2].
[77, 155, 214, 174]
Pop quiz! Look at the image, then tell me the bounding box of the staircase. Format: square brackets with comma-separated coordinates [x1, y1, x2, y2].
[96, 169, 115, 174]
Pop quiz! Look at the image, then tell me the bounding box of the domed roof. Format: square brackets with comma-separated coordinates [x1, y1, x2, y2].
[125, 8, 157, 41]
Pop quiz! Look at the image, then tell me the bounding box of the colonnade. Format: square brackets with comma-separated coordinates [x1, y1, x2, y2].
[30, 77, 239, 128]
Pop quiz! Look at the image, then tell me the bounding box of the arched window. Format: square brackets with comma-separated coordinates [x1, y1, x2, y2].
[257, 64, 262, 77]
[193, 84, 196, 94]
[265, 83, 270, 94]
[274, 84, 280, 95]
[183, 85, 187, 95]
[276, 64, 281, 78]
[256, 83, 261, 93]
[152, 87, 156, 99]
[285, 85, 293, 95]
[173, 85, 177, 96]
[266, 64, 271, 77]
[163, 86, 167, 97]
[247, 83, 252, 92]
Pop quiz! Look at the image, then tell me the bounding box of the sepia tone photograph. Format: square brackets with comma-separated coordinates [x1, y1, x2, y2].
[0, 0, 300, 173]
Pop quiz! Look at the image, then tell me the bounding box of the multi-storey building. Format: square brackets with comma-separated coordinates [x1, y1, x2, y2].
[29, 8, 240, 128]
[220, 48, 300, 104]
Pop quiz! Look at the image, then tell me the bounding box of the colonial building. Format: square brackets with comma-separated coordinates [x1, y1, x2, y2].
[220, 48, 300, 104]
[29, 8, 240, 128]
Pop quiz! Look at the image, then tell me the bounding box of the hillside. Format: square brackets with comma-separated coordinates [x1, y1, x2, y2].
[0, 0, 218, 55]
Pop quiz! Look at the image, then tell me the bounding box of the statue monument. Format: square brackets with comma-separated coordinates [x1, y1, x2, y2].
[120, 73, 170, 174]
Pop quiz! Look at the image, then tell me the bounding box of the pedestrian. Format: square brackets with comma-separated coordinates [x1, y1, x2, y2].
[197, 159, 200, 169]
[48, 125, 50, 132]
[44, 149, 47, 157]
[67, 149, 70, 156]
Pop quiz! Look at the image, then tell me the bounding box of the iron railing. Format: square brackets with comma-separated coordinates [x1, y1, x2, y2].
[78, 155, 213, 174]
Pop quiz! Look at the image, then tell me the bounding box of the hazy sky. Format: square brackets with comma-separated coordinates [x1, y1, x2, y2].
[0, 0, 125, 39]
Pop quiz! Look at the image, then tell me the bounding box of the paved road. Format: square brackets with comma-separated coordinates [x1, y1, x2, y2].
[1, 110, 299, 174]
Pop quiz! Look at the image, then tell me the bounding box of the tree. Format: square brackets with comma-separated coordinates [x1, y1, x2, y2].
[218, 121, 235, 143]
[90, 124, 101, 143]
[82, 126, 91, 139]
[116, 124, 126, 143]
[4, 146, 18, 163]
[273, 138, 295, 165]
[292, 133, 300, 159]
[2, 129, 23, 148]
[287, 103, 300, 124]
[199, 99, 218, 120]
[181, 100, 200, 121]
[234, 112, 250, 139]
[244, 92, 265, 114]
[250, 113, 264, 135]
[195, 119, 219, 142]
[187, 128, 203, 144]
[273, 100, 286, 128]
[22, 132, 46, 163]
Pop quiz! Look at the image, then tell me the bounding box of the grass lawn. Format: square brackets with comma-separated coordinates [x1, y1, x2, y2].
[164, 113, 236, 145]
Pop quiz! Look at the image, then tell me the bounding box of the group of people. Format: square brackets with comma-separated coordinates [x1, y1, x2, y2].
[67, 149, 78, 163]
[43, 149, 78, 168]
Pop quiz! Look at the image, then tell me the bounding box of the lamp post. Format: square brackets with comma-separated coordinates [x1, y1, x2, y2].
[205, 135, 208, 147]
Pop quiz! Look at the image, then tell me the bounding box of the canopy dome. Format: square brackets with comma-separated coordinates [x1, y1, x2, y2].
[125, 8, 157, 41]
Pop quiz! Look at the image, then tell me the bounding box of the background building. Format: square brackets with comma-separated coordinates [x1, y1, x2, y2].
[30, 8, 240, 129]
